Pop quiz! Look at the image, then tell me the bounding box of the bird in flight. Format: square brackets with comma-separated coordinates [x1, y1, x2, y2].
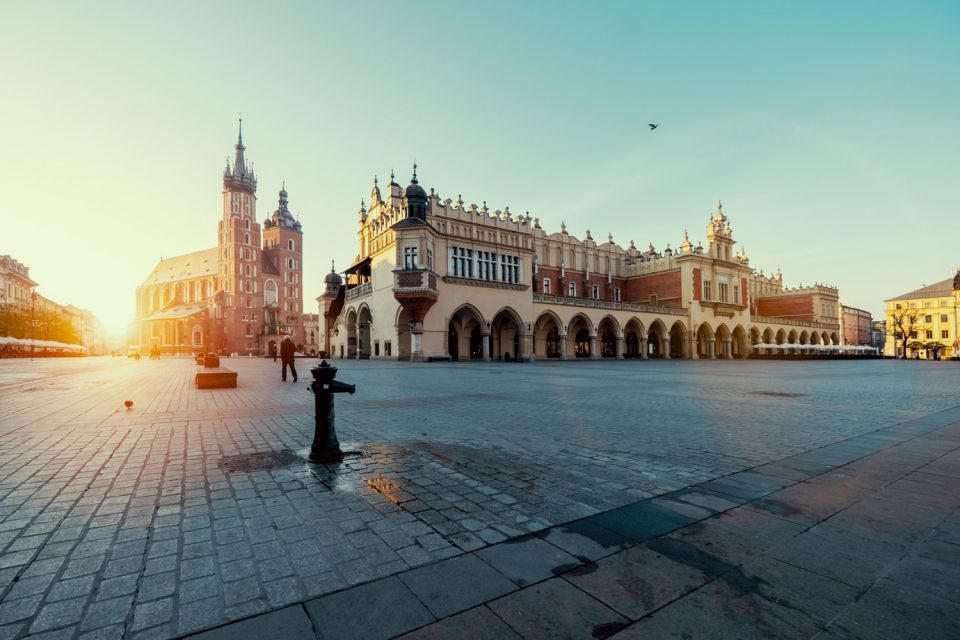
[648, 123, 659, 130]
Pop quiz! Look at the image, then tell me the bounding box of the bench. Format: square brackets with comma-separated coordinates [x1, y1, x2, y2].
[195, 366, 237, 389]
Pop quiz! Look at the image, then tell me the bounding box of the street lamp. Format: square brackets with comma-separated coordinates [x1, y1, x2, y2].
[31, 290, 37, 354]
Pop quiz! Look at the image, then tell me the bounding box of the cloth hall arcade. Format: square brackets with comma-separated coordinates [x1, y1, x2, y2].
[319, 168, 842, 362]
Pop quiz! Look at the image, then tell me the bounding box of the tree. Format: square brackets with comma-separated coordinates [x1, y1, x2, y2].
[889, 308, 917, 359]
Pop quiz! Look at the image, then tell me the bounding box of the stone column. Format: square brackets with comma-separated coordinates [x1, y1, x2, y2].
[615, 335, 624, 359]
[559, 335, 568, 360]
[519, 332, 535, 362]
[708, 341, 716, 359]
[411, 323, 424, 362]
[356, 320, 362, 360]
[689, 334, 698, 359]
[640, 337, 649, 359]
[589, 334, 599, 360]
[662, 335, 671, 359]
[481, 333, 491, 362]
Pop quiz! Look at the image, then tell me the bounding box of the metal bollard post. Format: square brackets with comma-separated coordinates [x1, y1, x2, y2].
[308, 360, 355, 463]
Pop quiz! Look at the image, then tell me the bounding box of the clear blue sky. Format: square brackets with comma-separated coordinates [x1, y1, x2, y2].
[2, 1, 958, 332]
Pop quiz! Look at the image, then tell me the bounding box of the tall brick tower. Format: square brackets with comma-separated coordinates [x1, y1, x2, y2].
[262, 183, 304, 352]
[216, 119, 263, 354]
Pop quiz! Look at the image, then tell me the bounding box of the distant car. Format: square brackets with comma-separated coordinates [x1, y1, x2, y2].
[127, 349, 141, 360]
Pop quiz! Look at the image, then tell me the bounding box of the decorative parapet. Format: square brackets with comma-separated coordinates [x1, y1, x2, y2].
[442, 276, 528, 291]
[751, 315, 840, 330]
[533, 292, 687, 316]
[345, 282, 372, 300]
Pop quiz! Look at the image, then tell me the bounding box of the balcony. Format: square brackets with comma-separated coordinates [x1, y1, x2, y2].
[533, 293, 687, 316]
[345, 281, 372, 300]
[751, 315, 840, 330]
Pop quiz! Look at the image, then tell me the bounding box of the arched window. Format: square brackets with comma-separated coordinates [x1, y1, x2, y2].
[288, 239, 295, 251]
[244, 233, 250, 245]
[244, 219, 250, 230]
[264, 280, 278, 305]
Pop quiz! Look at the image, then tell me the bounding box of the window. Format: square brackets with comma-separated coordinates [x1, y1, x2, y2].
[943, 330, 950, 339]
[942, 314, 948, 322]
[385, 341, 392, 356]
[245, 219, 250, 230]
[476, 251, 496, 280]
[925, 315, 932, 323]
[614, 287, 621, 303]
[403, 246, 418, 269]
[909, 330, 917, 339]
[244, 233, 250, 245]
[450, 247, 473, 277]
[895, 304, 902, 310]
[568, 282, 577, 297]
[702, 279, 712, 301]
[427, 249, 433, 270]
[542, 278, 551, 294]
[718, 282, 729, 302]
[926, 330, 934, 339]
[733, 285, 740, 304]
[591, 284, 600, 300]
[288, 239, 295, 251]
[497, 254, 520, 283]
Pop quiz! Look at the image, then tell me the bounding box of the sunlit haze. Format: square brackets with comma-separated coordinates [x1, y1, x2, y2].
[2, 1, 958, 336]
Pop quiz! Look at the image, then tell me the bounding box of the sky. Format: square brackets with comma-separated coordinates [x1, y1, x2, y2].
[1, 1, 958, 335]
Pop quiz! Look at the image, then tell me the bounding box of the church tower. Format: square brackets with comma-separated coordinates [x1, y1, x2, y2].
[262, 183, 304, 344]
[216, 120, 263, 354]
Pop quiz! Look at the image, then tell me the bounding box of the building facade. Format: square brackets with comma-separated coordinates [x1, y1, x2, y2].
[319, 168, 842, 362]
[884, 272, 960, 359]
[0, 255, 37, 308]
[133, 124, 308, 356]
[840, 304, 873, 346]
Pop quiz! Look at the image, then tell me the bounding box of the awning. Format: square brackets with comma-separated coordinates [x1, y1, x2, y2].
[343, 257, 372, 277]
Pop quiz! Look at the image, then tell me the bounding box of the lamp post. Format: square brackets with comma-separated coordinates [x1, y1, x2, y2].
[30, 290, 37, 354]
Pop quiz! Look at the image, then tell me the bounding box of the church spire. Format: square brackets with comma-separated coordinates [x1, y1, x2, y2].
[233, 118, 247, 177]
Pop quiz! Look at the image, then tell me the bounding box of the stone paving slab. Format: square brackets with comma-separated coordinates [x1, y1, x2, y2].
[190, 405, 960, 640]
[1, 358, 959, 639]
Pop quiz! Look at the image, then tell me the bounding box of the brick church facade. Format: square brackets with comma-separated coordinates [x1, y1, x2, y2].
[133, 123, 306, 356]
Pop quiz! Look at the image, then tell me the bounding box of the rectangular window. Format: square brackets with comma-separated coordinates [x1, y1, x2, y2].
[703, 280, 712, 301]
[925, 315, 932, 323]
[385, 341, 392, 356]
[941, 314, 948, 322]
[427, 249, 433, 270]
[374, 342, 380, 356]
[718, 282, 728, 302]
[733, 285, 740, 304]
[568, 282, 577, 297]
[942, 330, 950, 339]
[909, 330, 917, 339]
[592, 284, 600, 300]
[404, 246, 418, 269]
[926, 330, 934, 339]
[614, 287, 621, 303]
[542, 278, 551, 294]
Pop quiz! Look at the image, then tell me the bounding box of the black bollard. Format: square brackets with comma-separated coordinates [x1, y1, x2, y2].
[309, 360, 355, 463]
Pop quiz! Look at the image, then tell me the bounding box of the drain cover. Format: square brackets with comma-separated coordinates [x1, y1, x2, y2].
[218, 449, 303, 473]
[749, 391, 805, 398]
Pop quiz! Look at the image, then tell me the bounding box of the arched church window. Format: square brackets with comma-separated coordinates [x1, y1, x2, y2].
[244, 233, 250, 245]
[264, 280, 278, 305]
[244, 219, 250, 231]
[288, 239, 295, 251]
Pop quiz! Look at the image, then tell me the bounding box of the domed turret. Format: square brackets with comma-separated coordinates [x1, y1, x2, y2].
[402, 163, 428, 220]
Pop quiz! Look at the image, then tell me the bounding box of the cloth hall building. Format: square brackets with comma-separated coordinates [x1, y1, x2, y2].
[319, 168, 842, 362]
[133, 124, 307, 356]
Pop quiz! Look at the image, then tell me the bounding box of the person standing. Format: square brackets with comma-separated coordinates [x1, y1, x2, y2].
[280, 335, 297, 382]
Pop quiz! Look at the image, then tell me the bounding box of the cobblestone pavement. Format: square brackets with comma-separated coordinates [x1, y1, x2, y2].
[0, 357, 957, 639]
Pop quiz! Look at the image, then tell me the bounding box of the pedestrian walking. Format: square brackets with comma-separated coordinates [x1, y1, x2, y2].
[280, 335, 297, 382]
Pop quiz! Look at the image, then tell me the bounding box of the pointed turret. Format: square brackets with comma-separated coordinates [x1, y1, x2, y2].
[223, 118, 257, 194]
